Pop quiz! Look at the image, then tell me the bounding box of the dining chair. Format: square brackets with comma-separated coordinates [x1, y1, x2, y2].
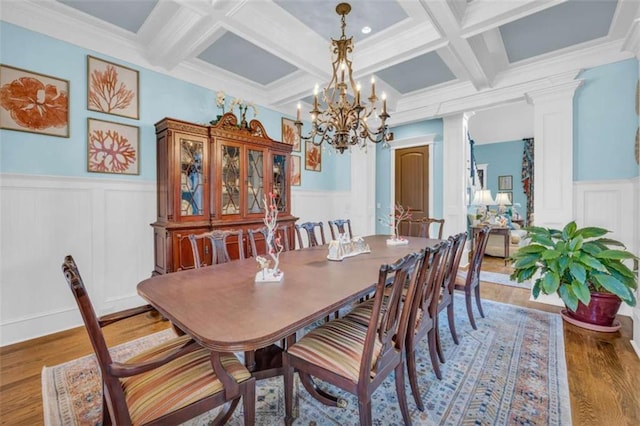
[295, 221, 326, 247]
[61, 255, 255, 426]
[454, 225, 491, 330]
[283, 250, 425, 426]
[247, 225, 291, 257]
[406, 217, 445, 239]
[404, 241, 450, 409]
[327, 218, 353, 240]
[436, 231, 468, 349]
[188, 229, 244, 267]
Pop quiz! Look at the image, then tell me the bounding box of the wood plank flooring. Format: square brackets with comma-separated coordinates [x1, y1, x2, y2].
[1, 256, 638, 425]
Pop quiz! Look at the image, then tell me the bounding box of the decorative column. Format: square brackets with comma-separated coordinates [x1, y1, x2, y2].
[443, 112, 474, 263]
[525, 80, 582, 229]
[350, 145, 377, 236]
[525, 79, 582, 307]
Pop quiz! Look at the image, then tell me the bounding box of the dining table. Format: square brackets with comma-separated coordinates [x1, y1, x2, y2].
[137, 234, 439, 380]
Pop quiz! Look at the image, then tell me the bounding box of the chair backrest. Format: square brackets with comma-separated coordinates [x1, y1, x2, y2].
[406, 217, 445, 239]
[409, 242, 451, 330]
[247, 225, 291, 257]
[327, 219, 353, 240]
[61, 256, 128, 420]
[360, 250, 425, 382]
[442, 231, 468, 292]
[467, 226, 491, 287]
[189, 229, 244, 267]
[295, 222, 326, 247]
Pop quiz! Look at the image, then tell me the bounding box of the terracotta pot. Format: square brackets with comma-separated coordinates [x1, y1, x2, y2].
[566, 292, 622, 327]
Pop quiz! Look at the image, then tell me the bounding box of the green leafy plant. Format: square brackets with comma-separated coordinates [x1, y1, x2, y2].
[510, 221, 637, 311]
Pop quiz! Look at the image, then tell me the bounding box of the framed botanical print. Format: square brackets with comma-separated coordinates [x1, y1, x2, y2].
[0, 64, 69, 137]
[291, 155, 301, 186]
[87, 56, 139, 119]
[87, 118, 140, 175]
[305, 141, 321, 172]
[281, 117, 301, 152]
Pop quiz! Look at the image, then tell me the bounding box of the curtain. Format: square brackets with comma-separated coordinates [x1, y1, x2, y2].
[521, 138, 534, 226]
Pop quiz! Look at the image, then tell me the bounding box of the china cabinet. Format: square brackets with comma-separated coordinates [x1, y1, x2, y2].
[152, 113, 296, 274]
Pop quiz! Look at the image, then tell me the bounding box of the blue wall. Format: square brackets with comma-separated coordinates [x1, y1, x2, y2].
[574, 58, 638, 180]
[0, 22, 349, 190]
[375, 119, 443, 234]
[474, 140, 527, 221]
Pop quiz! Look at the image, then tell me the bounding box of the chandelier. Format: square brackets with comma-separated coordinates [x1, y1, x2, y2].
[294, 2, 390, 154]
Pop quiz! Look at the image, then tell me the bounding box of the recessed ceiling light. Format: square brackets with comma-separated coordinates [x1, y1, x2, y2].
[361, 26, 371, 34]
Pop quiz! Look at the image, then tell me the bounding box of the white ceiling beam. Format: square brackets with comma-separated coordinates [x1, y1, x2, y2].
[461, 0, 567, 38]
[418, 0, 491, 89]
[610, 0, 640, 40]
[139, 3, 213, 69]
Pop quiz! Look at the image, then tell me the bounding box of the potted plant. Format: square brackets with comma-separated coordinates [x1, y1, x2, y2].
[510, 221, 637, 328]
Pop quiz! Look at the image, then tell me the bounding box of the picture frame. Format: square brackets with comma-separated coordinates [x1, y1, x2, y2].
[87, 55, 139, 119]
[305, 141, 321, 172]
[498, 175, 512, 190]
[505, 191, 513, 203]
[281, 117, 301, 152]
[0, 64, 70, 137]
[291, 155, 301, 186]
[87, 118, 140, 175]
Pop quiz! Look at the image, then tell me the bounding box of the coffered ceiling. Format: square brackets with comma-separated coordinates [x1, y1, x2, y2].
[2, 0, 639, 127]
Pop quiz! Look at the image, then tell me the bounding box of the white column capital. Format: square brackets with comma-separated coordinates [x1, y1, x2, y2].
[525, 80, 584, 105]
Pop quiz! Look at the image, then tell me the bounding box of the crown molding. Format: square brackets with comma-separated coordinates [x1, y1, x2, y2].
[623, 18, 640, 58]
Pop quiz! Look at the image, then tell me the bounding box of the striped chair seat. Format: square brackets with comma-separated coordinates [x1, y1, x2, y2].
[287, 318, 382, 383]
[343, 298, 377, 326]
[121, 335, 252, 425]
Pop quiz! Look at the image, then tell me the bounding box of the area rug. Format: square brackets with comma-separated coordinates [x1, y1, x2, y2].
[480, 271, 531, 289]
[42, 295, 570, 425]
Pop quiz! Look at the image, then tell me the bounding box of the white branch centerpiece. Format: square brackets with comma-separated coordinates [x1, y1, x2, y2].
[378, 203, 412, 245]
[255, 192, 284, 282]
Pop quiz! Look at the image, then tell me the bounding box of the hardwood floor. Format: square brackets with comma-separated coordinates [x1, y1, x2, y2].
[1, 256, 638, 425]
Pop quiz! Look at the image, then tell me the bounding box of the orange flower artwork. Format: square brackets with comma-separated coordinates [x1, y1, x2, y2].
[87, 56, 139, 119]
[0, 65, 69, 137]
[305, 143, 321, 172]
[87, 118, 139, 175]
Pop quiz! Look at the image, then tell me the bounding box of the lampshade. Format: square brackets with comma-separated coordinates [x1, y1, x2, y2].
[494, 192, 512, 206]
[472, 189, 495, 206]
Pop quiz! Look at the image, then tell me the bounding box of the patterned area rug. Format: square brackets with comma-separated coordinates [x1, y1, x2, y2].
[42, 295, 570, 425]
[480, 271, 531, 289]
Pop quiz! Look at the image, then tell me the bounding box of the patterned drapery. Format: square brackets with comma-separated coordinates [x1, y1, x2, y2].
[521, 138, 534, 226]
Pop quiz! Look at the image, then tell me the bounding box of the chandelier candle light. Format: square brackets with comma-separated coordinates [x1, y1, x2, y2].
[294, 3, 391, 153]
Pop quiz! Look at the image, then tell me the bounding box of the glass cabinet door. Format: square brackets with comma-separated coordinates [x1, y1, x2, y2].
[272, 154, 287, 212]
[221, 144, 241, 215]
[246, 149, 264, 214]
[179, 137, 205, 217]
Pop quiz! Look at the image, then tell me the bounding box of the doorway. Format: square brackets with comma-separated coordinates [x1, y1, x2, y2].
[395, 145, 429, 235]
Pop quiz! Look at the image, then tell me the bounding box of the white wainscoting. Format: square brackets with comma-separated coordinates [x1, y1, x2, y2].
[290, 189, 351, 246]
[573, 178, 638, 318]
[0, 178, 346, 346]
[0, 174, 156, 346]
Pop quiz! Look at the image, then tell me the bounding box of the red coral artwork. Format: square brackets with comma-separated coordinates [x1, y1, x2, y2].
[0, 65, 69, 137]
[305, 142, 321, 172]
[87, 56, 139, 119]
[87, 118, 139, 175]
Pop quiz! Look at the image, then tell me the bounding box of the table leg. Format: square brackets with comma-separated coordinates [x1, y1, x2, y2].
[299, 371, 347, 407]
[503, 230, 509, 266]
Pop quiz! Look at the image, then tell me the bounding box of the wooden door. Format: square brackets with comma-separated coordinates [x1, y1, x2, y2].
[395, 146, 429, 236]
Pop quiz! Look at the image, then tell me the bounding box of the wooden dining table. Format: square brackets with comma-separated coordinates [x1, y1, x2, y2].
[137, 235, 439, 379]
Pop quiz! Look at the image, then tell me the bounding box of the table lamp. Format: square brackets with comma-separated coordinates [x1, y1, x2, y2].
[471, 189, 494, 222]
[494, 192, 512, 214]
